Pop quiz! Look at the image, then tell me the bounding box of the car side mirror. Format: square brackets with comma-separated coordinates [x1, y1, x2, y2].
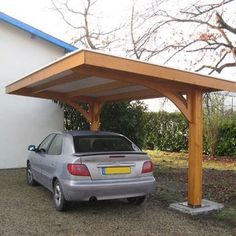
[28, 145, 36, 152]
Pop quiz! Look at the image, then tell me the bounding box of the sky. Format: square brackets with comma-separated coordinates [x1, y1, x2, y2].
[0, 0, 175, 111]
[0, 0, 235, 112]
[0, 0, 133, 43]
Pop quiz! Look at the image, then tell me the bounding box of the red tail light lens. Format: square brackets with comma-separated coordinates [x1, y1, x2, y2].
[67, 164, 90, 176]
[142, 161, 153, 173]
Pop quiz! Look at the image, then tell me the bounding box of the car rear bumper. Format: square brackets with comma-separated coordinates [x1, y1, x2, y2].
[60, 176, 156, 201]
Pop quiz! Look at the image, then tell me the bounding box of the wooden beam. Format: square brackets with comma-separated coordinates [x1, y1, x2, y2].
[188, 89, 203, 207]
[76, 65, 192, 92]
[66, 81, 131, 98]
[98, 89, 161, 102]
[31, 70, 89, 93]
[14, 88, 67, 101]
[28, 66, 190, 121]
[6, 51, 86, 94]
[78, 67, 191, 121]
[15, 88, 97, 104]
[73, 66, 192, 119]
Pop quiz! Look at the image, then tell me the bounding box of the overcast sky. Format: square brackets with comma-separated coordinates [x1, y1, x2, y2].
[0, 0, 133, 42]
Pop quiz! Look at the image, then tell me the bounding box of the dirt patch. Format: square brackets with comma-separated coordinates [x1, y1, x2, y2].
[0, 168, 235, 236]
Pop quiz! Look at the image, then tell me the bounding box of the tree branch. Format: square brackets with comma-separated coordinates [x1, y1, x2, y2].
[216, 12, 236, 34]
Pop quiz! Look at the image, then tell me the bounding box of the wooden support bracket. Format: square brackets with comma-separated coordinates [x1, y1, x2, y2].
[64, 100, 104, 132]
[149, 85, 191, 122]
[64, 100, 91, 122]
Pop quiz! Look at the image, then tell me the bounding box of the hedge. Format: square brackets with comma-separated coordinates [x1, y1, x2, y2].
[143, 111, 236, 157]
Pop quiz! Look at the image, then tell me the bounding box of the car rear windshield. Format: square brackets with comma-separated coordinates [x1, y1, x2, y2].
[73, 135, 139, 153]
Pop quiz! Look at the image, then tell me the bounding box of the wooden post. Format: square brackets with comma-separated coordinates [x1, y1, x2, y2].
[188, 89, 203, 207]
[90, 102, 103, 131]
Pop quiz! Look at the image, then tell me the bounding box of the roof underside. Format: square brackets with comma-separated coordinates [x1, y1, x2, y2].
[6, 50, 236, 103]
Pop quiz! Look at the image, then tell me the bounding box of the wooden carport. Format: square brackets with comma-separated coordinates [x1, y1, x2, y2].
[6, 49, 236, 208]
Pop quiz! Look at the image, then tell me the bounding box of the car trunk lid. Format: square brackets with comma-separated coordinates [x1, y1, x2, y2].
[74, 152, 149, 180]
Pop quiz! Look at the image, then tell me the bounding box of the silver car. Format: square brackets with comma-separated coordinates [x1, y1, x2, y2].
[26, 131, 155, 211]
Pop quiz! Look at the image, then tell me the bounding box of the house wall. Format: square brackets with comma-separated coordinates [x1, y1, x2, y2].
[0, 21, 65, 169]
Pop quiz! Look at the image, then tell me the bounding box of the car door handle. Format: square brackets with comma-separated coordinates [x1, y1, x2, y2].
[50, 162, 55, 167]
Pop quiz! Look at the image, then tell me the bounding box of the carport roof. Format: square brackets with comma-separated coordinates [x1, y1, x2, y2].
[6, 49, 236, 104]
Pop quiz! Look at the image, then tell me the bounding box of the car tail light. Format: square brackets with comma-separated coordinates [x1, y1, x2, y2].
[142, 161, 153, 173]
[67, 164, 90, 176]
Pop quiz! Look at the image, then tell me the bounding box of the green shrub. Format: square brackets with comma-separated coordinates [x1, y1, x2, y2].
[143, 111, 188, 151]
[215, 114, 236, 157]
[58, 99, 236, 157]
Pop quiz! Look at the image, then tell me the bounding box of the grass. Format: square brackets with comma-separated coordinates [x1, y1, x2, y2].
[216, 206, 236, 225]
[147, 150, 236, 171]
[147, 150, 236, 226]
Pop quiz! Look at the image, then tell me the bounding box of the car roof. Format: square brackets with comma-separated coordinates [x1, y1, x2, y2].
[62, 130, 123, 137]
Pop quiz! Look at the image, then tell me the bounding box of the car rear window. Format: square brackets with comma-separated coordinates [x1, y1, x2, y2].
[73, 135, 139, 153]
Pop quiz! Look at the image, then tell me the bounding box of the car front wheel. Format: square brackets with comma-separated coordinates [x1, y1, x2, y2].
[26, 163, 38, 186]
[53, 180, 68, 211]
[127, 196, 146, 205]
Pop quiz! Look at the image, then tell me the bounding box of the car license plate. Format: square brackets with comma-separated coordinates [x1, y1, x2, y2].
[103, 166, 131, 175]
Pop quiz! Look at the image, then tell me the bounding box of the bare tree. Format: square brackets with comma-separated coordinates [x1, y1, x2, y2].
[126, 0, 168, 61]
[150, 0, 236, 75]
[127, 0, 235, 155]
[51, 0, 123, 50]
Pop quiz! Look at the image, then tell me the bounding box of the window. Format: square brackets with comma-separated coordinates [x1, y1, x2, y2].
[48, 135, 63, 155]
[38, 134, 56, 153]
[73, 135, 140, 153]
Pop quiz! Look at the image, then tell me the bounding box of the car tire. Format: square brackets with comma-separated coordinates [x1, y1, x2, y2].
[26, 163, 38, 186]
[127, 196, 146, 205]
[53, 179, 68, 211]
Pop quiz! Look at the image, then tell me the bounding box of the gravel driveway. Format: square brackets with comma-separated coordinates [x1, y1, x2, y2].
[0, 169, 234, 236]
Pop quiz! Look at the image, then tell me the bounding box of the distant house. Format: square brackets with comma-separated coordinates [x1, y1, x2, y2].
[0, 12, 77, 169]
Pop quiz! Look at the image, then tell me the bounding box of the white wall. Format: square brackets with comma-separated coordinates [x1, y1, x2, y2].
[0, 21, 65, 169]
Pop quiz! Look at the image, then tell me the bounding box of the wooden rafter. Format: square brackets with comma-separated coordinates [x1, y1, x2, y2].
[66, 81, 131, 98]
[98, 89, 161, 102]
[75, 66, 192, 121]
[31, 70, 89, 93]
[6, 51, 86, 93]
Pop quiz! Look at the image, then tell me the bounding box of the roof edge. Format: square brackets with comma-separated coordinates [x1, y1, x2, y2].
[0, 11, 77, 52]
[5, 49, 236, 94]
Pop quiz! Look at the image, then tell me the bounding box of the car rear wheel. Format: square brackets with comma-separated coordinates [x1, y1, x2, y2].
[127, 196, 146, 205]
[26, 163, 38, 186]
[53, 180, 68, 211]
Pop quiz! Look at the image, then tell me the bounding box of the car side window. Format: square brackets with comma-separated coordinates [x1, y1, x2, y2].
[38, 134, 56, 153]
[47, 135, 63, 155]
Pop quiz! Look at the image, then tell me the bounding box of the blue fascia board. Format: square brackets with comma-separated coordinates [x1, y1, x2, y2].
[0, 11, 77, 52]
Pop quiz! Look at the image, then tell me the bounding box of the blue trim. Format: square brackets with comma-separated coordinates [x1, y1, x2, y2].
[0, 11, 77, 52]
